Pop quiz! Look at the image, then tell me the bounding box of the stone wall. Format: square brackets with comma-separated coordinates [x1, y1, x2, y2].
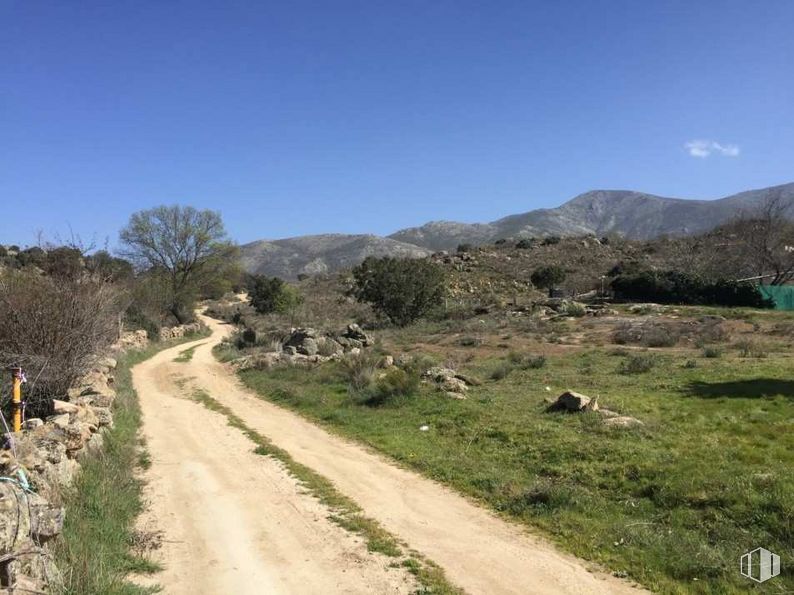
[0, 354, 120, 592]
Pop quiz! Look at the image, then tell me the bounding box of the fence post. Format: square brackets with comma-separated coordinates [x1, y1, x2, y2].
[10, 367, 22, 432]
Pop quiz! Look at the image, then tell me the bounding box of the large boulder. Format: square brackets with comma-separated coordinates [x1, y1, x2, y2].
[549, 390, 599, 412]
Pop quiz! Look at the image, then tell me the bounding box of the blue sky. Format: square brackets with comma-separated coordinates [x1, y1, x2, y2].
[1, 0, 792, 247]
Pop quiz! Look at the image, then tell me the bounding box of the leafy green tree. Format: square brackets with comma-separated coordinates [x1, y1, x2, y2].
[248, 275, 303, 314]
[531, 265, 566, 296]
[351, 257, 445, 326]
[119, 205, 238, 323]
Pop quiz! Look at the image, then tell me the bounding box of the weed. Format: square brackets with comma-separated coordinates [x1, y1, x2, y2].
[618, 354, 656, 374]
[735, 339, 769, 358]
[507, 352, 547, 369]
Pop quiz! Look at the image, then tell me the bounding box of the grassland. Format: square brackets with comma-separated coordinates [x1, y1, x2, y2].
[54, 330, 208, 595]
[233, 308, 794, 594]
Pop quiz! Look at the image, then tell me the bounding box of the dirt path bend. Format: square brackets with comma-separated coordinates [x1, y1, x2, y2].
[132, 339, 418, 594]
[133, 315, 647, 595]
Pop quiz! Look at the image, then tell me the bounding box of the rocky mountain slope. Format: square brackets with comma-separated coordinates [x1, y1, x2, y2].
[242, 182, 794, 277]
[240, 234, 430, 278]
[390, 182, 794, 251]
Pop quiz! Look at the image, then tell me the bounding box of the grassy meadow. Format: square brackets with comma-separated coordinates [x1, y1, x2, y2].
[231, 307, 794, 594]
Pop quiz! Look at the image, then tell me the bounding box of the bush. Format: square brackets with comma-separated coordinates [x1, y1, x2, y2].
[735, 339, 768, 358]
[0, 271, 125, 413]
[456, 243, 474, 253]
[489, 362, 514, 381]
[618, 354, 656, 374]
[612, 321, 680, 347]
[242, 327, 257, 346]
[542, 236, 561, 246]
[702, 346, 723, 358]
[350, 257, 445, 326]
[611, 270, 773, 308]
[562, 301, 586, 318]
[515, 238, 534, 249]
[530, 266, 566, 295]
[361, 367, 420, 406]
[641, 326, 679, 348]
[341, 353, 378, 392]
[507, 352, 546, 369]
[248, 275, 303, 315]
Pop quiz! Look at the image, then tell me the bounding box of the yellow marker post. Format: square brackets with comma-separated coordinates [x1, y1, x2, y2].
[11, 367, 22, 433]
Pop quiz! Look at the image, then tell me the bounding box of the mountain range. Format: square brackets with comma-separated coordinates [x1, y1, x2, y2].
[241, 182, 794, 278]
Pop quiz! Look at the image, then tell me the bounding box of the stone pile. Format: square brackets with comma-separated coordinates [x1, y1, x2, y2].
[421, 366, 481, 399]
[235, 324, 375, 371]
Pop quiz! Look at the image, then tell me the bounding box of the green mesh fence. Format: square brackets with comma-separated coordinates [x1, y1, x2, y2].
[758, 285, 794, 310]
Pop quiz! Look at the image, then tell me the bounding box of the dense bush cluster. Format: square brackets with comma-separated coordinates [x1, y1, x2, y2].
[351, 256, 446, 326]
[0, 271, 126, 413]
[247, 275, 303, 315]
[611, 270, 773, 308]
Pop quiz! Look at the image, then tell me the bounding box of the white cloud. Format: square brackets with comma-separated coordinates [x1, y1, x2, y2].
[685, 139, 740, 158]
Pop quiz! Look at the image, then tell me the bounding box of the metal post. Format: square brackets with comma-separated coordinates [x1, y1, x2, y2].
[11, 367, 22, 432]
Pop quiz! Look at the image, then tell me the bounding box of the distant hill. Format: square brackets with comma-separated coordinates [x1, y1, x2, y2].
[390, 182, 794, 251]
[240, 234, 430, 279]
[241, 182, 794, 277]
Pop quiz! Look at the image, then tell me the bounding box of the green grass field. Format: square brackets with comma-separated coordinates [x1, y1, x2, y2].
[236, 333, 794, 594]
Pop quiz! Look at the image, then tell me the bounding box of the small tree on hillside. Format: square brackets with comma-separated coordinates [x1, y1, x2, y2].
[531, 265, 566, 296]
[119, 205, 238, 323]
[248, 275, 303, 315]
[351, 257, 445, 326]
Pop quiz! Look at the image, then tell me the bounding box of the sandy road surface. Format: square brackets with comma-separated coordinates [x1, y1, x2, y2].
[133, 314, 646, 594]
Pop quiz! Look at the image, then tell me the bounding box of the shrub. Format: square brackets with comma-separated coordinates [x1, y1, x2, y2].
[341, 353, 378, 392]
[641, 326, 679, 348]
[530, 266, 566, 295]
[360, 367, 420, 406]
[611, 270, 773, 308]
[735, 339, 768, 358]
[542, 236, 561, 246]
[515, 238, 534, 249]
[242, 327, 257, 346]
[702, 346, 723, 358]
[248, 275, 303, 315]
[0, 271, 125, 412]
[489, 362, 514, 381]
[350, 257, 445, 326]
[456, 243, 473, 253]
[613, 321, 680, 347]
[562, 301, 586, 318]
[618, 354, 656, 374]
[507, 352, 546, 369]
[695, 322, 730, 345]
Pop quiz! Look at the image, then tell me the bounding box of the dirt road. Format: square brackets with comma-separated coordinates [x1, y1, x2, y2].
[133, 315, 646, 594]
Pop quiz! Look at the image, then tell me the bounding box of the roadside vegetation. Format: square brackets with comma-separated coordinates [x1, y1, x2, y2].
[54, 330, 209, 595]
